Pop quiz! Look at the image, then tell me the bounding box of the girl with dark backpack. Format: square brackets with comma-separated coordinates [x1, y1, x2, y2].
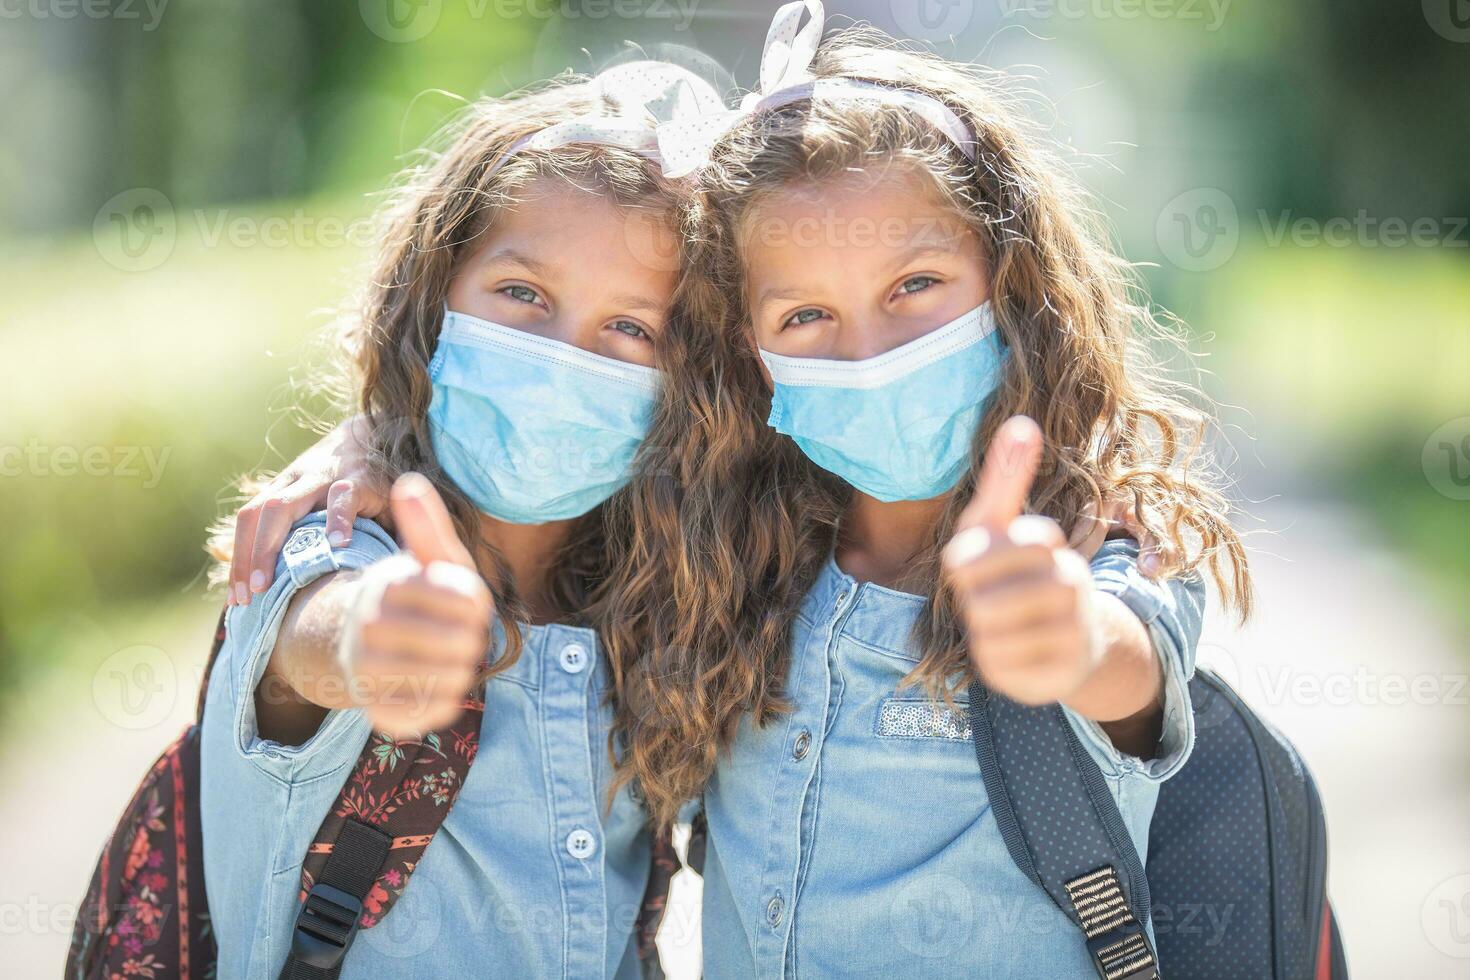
[608, 3, 1343, 977]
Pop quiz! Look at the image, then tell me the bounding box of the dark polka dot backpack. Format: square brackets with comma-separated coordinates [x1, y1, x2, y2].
[968, 668, 1350, 979]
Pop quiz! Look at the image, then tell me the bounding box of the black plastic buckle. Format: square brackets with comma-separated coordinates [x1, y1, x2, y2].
[290, 882, 364, 970]
[1085, 919, 1159, 980]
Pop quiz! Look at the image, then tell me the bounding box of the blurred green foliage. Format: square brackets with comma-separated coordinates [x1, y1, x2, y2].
[1, 0, 545, 232]
[0, 197, 372, 714]
[1195, 244, 1470, 626]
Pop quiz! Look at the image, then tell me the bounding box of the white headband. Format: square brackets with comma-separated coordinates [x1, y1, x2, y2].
[654, 0, 978, 178]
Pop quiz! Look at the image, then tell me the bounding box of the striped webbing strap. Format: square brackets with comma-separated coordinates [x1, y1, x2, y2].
[1065, 866, 1161, 980]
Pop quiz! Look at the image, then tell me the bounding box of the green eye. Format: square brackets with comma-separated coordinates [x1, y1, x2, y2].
[502, 285, 540, 304]
[784, 308, 826, 329]
[611, 320, 649, 340]
[899, 276, 939, 295]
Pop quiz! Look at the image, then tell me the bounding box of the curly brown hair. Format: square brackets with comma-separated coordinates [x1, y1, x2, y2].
[607, 28, 1254, 828]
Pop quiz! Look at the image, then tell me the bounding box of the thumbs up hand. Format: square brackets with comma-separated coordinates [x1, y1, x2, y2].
[340, 473, 495, 737]
[943, 416, 1101, 707]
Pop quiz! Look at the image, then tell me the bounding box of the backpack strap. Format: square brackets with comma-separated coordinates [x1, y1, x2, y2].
[277, 692, 487, 978]
[634, 802, 708, 978]
[967, 679, 1161, 980]
[281, 820, 391, 978]
[635, 827, 681, 979]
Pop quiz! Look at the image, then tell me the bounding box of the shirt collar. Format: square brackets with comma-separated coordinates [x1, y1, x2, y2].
[800, 555, 931, 661]
[488, 619, 603, 691]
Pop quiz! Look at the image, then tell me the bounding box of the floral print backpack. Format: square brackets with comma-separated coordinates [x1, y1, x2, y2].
[66, 610, 682, 980]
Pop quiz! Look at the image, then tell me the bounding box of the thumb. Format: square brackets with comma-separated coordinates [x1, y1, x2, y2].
[956, 415, 1044, 533]
[391, 473, 476, 569]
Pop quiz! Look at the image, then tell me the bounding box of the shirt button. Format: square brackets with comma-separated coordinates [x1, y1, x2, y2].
[559, 642, 589, 674]
[766, 894, 785, 928]
[835, 589, 848, 611]
[565, 829, 597, 860]
[792, 729, 812, 761]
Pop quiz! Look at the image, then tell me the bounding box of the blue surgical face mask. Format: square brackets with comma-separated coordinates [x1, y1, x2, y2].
[427, 310, 660, 524]
[760, 303, 1008, 502]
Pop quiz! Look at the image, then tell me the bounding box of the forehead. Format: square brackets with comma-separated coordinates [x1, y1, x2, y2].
[495, 177, 670, 244]
[482, 176, 681, 284]
[740, 167, 973, 271]
[757, 163, 949, 211]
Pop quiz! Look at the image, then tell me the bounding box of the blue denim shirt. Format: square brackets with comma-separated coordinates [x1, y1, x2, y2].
[700, 540, 1204, 979]
[199, 513, 649, 980]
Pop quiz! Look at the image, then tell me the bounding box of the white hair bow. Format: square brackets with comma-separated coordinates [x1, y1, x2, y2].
[654, 0, 977, 178]
[496, 59, 725, 168]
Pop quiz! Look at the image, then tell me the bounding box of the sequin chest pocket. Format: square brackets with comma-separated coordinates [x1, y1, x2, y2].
[874, 697, 973, 741]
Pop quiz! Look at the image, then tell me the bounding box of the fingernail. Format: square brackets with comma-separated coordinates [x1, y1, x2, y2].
[394, 472, 432, 499]
[233, 582, 250, 605]
[328, 530, 348, 547]
[943, 526, 992, 568]
[1008, 515, 1059, 547]
[249, 570, 266, 593]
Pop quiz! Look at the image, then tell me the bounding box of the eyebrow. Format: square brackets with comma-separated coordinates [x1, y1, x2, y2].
[753, 239, 964, 311]
[480, 247, 554, 277]
[479, 248, 665, 319]
[755, 284, 813, 310]
[607, 293, 669, 317]
[884, 239, 964, 273]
